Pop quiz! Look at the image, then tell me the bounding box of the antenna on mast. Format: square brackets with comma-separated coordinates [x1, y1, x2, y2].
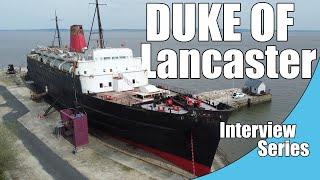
[52, 11, 62, 48]
[89, 0, 107, 49]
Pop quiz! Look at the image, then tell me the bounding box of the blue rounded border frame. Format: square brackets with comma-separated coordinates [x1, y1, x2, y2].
[200, 65, 320, 179]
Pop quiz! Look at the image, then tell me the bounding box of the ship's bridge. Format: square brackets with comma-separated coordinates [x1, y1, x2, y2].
[77, 48, 149, 94]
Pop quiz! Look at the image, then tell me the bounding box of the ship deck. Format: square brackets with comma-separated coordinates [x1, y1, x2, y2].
[94, 88, 176, 105]
[94, 89, 218, 114]
[95, 90, 143, 106]
[140, 103, 189, 114]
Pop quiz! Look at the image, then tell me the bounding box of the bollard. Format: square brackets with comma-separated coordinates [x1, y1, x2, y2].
[247, 98, 251, 108]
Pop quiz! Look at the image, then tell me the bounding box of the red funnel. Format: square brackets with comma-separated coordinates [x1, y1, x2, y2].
[70, 25, 87, 52]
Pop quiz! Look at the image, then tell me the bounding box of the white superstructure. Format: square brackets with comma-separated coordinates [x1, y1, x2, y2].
[78, 48, 148, 93]
[30, 47, 153, 94]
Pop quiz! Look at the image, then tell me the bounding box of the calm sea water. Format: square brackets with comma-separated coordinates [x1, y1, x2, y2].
[0, 30, 319, 163]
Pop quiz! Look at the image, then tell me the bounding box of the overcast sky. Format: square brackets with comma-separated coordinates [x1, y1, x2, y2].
[0, 0, 318, 30]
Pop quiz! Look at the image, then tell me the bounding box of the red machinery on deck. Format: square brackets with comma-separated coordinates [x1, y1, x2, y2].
[60, 108, 89, 151]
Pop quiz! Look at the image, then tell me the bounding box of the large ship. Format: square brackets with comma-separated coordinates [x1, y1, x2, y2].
[26, 1, 233, 176]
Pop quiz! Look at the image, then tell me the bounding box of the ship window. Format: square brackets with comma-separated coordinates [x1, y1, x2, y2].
[84, 71, 87, 74]
[104, 57, 111, 60]
[112, 57, 119, 59]
[119, 56, 126, 59]
[132, 79, 136, 84]
[103, 69, 106, 72]
[109, 82, 112, 87]
[110, 69, 113, 72]
[100, 83, 103, 88]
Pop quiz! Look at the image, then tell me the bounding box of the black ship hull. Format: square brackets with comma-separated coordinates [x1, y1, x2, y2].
[27, 57, 232, 176]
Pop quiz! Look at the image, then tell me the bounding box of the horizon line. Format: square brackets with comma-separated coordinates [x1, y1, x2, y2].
[0, 28, 145, 31]
[0, 28, 320, 32]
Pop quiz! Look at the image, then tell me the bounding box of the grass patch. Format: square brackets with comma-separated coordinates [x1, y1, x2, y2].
[0, 124, 17, 179]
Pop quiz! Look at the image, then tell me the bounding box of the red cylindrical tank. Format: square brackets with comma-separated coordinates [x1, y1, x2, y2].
[187, 99, 193, 106]
[70, 25, 87, 52]
[185, 97, 193, 106]
[194, 100, 202, 107]
[166, 98, 173, 106]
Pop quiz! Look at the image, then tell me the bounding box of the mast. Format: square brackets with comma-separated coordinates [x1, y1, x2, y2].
[95, 0, 105, 48]
[53, 11, 62, 48]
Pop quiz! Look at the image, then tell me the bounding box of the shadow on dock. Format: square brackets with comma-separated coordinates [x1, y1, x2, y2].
[0, 85, 88, 180]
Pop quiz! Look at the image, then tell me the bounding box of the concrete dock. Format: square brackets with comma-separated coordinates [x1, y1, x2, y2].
[196, 88, 272, 109]
[0, 69, 230, 179]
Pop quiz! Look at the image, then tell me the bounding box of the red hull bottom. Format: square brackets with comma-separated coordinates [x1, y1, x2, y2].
[118, 137, 211, 176]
